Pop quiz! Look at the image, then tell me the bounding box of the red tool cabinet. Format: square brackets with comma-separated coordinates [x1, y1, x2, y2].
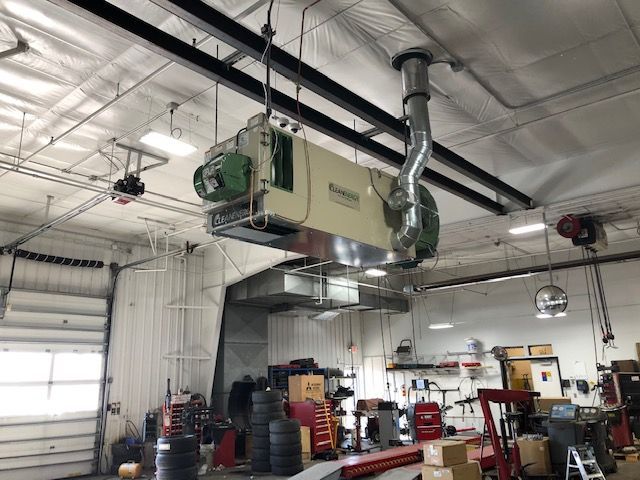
[289, 400, 334, 454]
[413, 402, 442, 441]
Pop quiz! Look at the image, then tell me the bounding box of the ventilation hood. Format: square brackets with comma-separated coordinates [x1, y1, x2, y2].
[226, 268, 408, 315]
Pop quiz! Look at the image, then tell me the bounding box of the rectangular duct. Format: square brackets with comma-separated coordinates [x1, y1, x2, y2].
[227, 269, 408, 315]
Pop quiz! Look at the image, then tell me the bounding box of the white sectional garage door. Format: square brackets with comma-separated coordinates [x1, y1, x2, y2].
[0, 290, 107, 480]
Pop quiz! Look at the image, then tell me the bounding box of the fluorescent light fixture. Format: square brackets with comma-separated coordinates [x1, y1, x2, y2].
[140, 130, 197, 156]
[311, 311, 340, 321]
[428, 322, 454, 330]
[365, 268, 387, 277]
[536, 312, 567, 319]
[509, 223, 546, 235]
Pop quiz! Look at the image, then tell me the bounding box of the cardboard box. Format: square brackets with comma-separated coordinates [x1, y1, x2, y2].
[423, 440, 468, 467]
[300, 426, 311, 456]
[288, 374, 325, 402]
[518, 437, 552, 475]
[422, 462, 481, 480]
[536, 397, 570, 413]
[356, 398, 383, 411]
[612, 360, 639, 372]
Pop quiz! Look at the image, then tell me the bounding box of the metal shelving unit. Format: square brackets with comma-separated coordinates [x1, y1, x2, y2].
[268, 366, 329, 391]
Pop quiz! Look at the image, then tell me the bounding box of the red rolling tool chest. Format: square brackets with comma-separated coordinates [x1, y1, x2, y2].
[289, 400, 334, 454]
[413, 402, 442, 441]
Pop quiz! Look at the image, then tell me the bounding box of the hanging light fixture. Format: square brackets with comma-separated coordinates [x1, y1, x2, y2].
[535, 211, 568, 318]
[140, 103, 197, 156]
[509, 210, 546, 235]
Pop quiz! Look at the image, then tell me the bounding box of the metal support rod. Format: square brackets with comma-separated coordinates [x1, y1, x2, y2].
[2, 194, 110, 252]
[412, 249, 640, 292]
[0, 40, 29, 60]
[0, 158, 203, 218]
[163, 354, 211, 360]
[149, 0, 532, 208]
[165, 305, 217, 309]
[46, 0, 506, 215]
[215, 242, 242, 276]
[117, 238, 224, 272]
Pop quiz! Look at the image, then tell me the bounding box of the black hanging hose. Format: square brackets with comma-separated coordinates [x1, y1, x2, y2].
[14, 249, 104, 268]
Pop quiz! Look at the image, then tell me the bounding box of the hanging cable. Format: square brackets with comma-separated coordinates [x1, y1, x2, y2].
[262, 0, 276, 118]
[590, 250, 614, 343]
[581, 248, 600, 363]
[347, 265, 355, 377]
[586, 249, 606, 343]
[7, 250, 17, 293]
[377, 277, 391, 401]
[408, 271, 419, 364]
[169, 108, 182, 139]
[15, 111, 25, 166]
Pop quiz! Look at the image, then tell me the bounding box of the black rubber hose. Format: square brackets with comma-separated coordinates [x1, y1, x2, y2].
[14, 249, 104, 268]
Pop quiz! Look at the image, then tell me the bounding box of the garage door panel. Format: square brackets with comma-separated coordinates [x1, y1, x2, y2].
[7, 291, 107, 316]
[0, 461, 94, 480]
[0, 449, 96, 470]
[0, 418, 99, 442]
[2, 310, 106, 329]
[0, 326, 104, 344]
[0, 290, 107, 479]
[0, 435, 98, 458]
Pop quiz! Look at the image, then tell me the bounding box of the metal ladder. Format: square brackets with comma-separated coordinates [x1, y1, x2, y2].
[565, 445, 606, 480]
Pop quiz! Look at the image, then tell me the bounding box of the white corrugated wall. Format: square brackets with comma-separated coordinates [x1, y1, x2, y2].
[104, 251, 210, 449]
[268, 312, 363, 369]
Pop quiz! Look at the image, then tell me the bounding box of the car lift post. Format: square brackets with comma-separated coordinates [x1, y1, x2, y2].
[478, 388, 537, 480]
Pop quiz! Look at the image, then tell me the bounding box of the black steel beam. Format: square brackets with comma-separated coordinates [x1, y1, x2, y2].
[413, 249, 640, 291]
[47, 0, 505, 215]
[149, 0, 532, 209]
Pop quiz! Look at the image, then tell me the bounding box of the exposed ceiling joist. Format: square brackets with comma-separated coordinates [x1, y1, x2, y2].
[46, 0, 506, 215]
[149, 0, 533, 209]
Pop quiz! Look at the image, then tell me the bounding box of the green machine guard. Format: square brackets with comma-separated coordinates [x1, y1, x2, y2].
[194, 153, 251, 203]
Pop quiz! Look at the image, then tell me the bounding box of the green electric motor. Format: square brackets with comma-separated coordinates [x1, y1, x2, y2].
[193, 153, 251, 203]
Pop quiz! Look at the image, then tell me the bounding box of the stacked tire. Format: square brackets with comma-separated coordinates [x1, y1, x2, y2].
[251, 390, 285, 473]
[269, 419, 304, 476]
[155, 435, 198, 480]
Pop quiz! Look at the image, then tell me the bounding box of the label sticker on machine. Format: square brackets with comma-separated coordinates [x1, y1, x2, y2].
[211, 201, 259, 228]
[329, 182, 360, 210]
[541, 371, 552, 382]
[632, 376, 640, 382]
[157, 444, 171, 451]
[237, 132, 248, 148]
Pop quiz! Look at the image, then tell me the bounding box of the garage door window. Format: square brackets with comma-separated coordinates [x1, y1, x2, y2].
[0, 351, 102, 417]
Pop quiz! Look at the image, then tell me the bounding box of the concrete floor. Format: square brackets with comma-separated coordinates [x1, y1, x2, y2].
[84, 458, 640, 479]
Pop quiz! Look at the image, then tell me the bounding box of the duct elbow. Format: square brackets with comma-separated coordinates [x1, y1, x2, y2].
[391, 222, 423, 252]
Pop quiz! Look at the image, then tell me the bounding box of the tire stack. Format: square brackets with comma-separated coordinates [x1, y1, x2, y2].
[251, 390, 285, 473]
[155, 435, 198, 480]
[269, 419, 304, 476]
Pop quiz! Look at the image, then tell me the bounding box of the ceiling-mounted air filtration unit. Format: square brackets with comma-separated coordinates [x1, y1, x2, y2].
[194, 110, 439, 267]
[556, 215, 608, 251]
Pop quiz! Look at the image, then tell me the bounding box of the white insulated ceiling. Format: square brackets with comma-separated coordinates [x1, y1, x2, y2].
[0, 0, 639, 259]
